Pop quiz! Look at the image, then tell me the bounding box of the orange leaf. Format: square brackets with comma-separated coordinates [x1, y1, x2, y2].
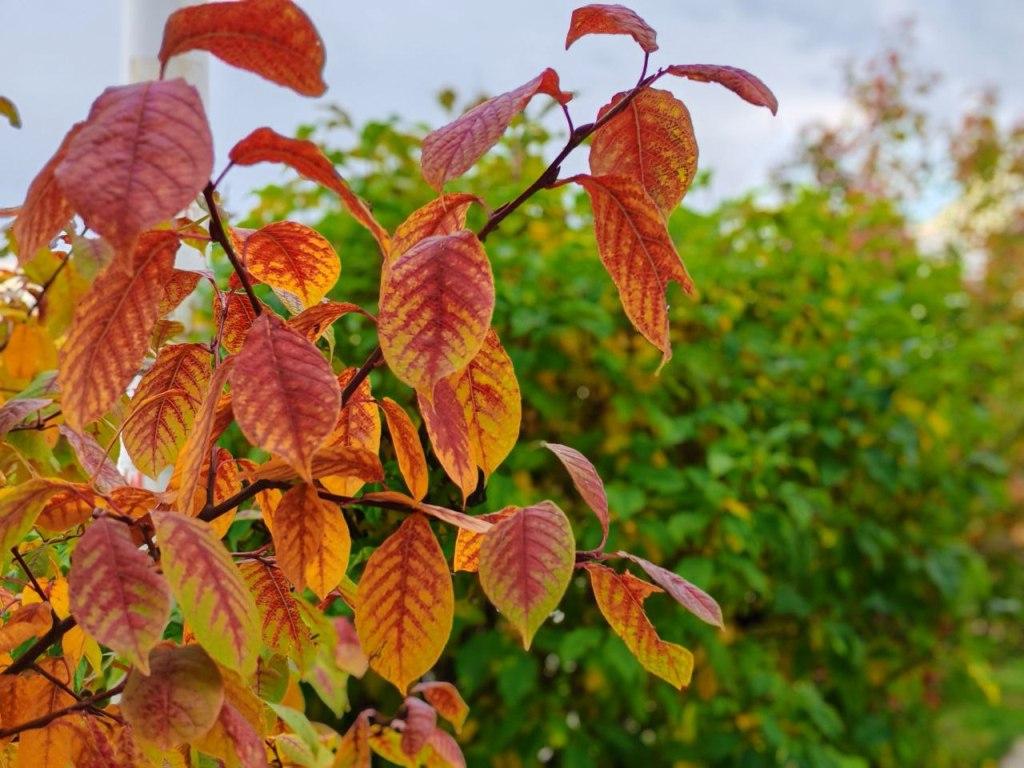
[170, 359, 234, 516]
[158, 268, 202, 316]
[421, 70, 570, 189]
[160, 0, 326, 97]
[378, 231, 494, 392]
[228, 127, 389, 252]
[567, 173, 693, 364]
[564, 4, 658, 52]
[37, 484, 97, 532]
[237, 220, 340, 310]
[590, 88, 698, 215]
[542, 442, 610, 549]
[54, 80, 212, 251]
[122, 343, 212, 478]
[618, 550, 723, 627]
[252, 446, 383, 485]
[479, 501, 575, 648]
[58, 230, 179, 429]
[208, 448, 241, 538]
[336, 709, 373, 768]
[666, 64, 778, 115]
[320, 367, 381, 496]
[355, 514, 454, 693]
[391, 194, 479, 259]
[583, 563, 694, 688]
[153, 510, 261, 674]
[272, 483, 351, 599]
[379, 398, 429, 501]
[0, 478, 72, 566]
[122, 644, 224, 749]
[0, 602, 51, 653]
[417, 380, 477, 504]
[288, 301, 374, 342]
[68, 517, 171, 673]
[411, 681, 469, 733]
[215, 290, 263, 353]
[12, 122, 80, 264]
[238, 559, 314, 668]
[446, 329, 520, 479]
[230, 313, 340, 481]
[452, 507, 515, 573]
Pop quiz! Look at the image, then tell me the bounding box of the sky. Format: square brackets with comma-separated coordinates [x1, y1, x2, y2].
[1, 0, 1022, 213]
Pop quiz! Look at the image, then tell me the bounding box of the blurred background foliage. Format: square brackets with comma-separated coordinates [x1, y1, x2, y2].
[198, 35, 1023, 768]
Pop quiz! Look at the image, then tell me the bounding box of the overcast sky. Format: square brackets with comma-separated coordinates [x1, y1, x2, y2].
[2, 0, 1022, 213]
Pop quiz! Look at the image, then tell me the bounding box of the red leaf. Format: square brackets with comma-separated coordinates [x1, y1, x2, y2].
[421, 70, 571, 189]
[412, 681, 469, 733]
[542, 442, 609, 549]
[237, 220, 340, 310]
[666, 64, 778, 115]
[566, 173, 693, 364]
[590, 88, 699, 215]
[418, 380, 477, 504]
[618, 551, 723, 627]
[228, 127, 389, 251]
[400, 697, 436, 758]
[379, 398, 429, 501]
[378, 231, 494, 392]
[59, 425, 127, 493]
[55, 80, 212, 251]
[565, 4, 658, 53]
[160, 0, 326, 96]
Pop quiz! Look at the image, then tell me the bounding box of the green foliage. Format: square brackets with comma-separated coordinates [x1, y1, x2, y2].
[237, 107, 1022, 767]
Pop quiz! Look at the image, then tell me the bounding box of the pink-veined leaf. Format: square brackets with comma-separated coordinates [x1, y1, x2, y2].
[412, 681, 468, 733]
[542, 441, 610, 549]
[400, 697, 436, 759]
[618, 550, 723, 627]
[666, 64, 778, 114]
[417, 379, 477, 504]
[391, 194, 480, 259]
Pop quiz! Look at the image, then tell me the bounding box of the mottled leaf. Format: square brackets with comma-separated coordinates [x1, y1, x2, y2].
[424, 728, 467, 768]
[68, 518, 171, 673]
[251, 446, 383, 485]
[591, 88, 698, 215]
[379, 398, 429, 501]
[153, 510, 261, 674]
[565, 4, 658, 52]
[288, 301, 373, 342]
[567, 173, 693, 364]
[12, 123, 80, 264]
[238, 559, 315, 667]
[412, 682, 468, 733]
[0, 478, 69, 568]
[667, 64, 778, 114]
[272, 483, 351, 599]
[421, 70, 570, 189]
[584, 563, 694, 688]
[57, 231, 179, 429]
[36, 483, 97, 532]
[452, 507, 515, 573]
[391, 194, 479, 258]
[160, 0, 326, 97]
[542, 442, 610, 549]
[0, 397, 52, 438]
[215, 290, 262, 353]
[55, 80, 212, 250]
[238, 221, 339, 310]
[401, 697, 436, 758]
[0, 602, 50, 653]
[59, 425, 126, 493]
[355, 514, 454, 693]
[320, 367, 381, 496]
[618, 551, 723, 627]
[231, 313, 340, 481]
[122, 644, 224, 749]
[417, 379, 477, 503]
[479, 501, 575, 648]
[159, 268, 202, 316]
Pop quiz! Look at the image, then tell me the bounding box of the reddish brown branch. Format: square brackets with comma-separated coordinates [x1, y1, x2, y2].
[341, 346, 384, 407]
[0, 680, 125, 739]
[2, 616, 77, 676]
[202, 182, 262, 316]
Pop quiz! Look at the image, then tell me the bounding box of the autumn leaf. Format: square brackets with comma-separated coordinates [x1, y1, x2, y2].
[355, 514, 454, 693]
[122, 644, 225, 749]
[59, 425, 127, 492]
[417, 379, 477, 503]
[0, 94, 20, 128]
[320, 367, 381, 496]
[228, 127, 389, 251]
[0, 602, 51, 653]
[159, 269, 203, 316]
[452, 507, 516, 573]
[57, 230, 179, 429]
[566, 173, 694, 364]
[424, 728, 467, 768]
[0, 660, 80, 765]
[36, 483, 97, 532]
[336, 709, 373, 768]
[230, 313, 340, 481]
[153, 510, 262, 675]
[68, 517, 171, 673]
[288, 301, 373, 342]
[199, 702, 267, 768]
[238, 559, 315, 667]
[412, 682, 469, 733]
[215, 290, 263, 353]
[0, 397, 51, 439]
[618, 550, 724, 627]
[0, 478, 70, 568]
[447, 329, 520, 479]
[421, 70, 570, 189]
[272, 483, 351, 599]
[12, 122, 81, 264]
[542, 442, 610, 549]
[379, 398, 429, 501]
[170, 359, 234, 516]
[666, 64, 778, 114]
[357, 491, 493, 534]
[237, 220, 340, 310]
[123, 343, 212, 479]
[378, 231, 494, 392]
[478, 501, 575, 648]
[584, 563, 694, 688]
[391, 194, 479, 259]
[591, 88, 698, 215]
[564, 4, 658, 53]
[160, 0, 326, 97]
[54, 80, 212, 251]
[401, 697, 436, 758]
[251, 446, 383, 485]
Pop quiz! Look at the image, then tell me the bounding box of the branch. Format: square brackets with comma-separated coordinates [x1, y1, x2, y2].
[0, 680, 125, 740]
[198, 478, 290, 523]
[2, 616, 77, 676]
[202, 182, 262, 316]
[340, 346, 384, 407]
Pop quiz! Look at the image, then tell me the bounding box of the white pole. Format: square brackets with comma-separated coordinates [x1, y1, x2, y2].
[122, 0, 208, 104]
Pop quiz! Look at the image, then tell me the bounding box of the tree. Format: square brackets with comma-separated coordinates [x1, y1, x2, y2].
[0, 1, 776, 764]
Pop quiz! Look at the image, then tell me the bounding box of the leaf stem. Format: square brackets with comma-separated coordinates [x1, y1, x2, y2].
[202, 182, 262, 316]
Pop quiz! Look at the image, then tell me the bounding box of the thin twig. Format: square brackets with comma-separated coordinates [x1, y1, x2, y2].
[202, 182, 262, 316]
[10, 548, 50, 605]
[0, 680, 125, 739]
[340, 346, 384, 407]
[2, 616, 77, 676]
[198, 479, 290, 523]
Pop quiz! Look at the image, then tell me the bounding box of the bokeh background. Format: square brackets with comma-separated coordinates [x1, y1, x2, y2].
[3, 1, 1023, 766]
